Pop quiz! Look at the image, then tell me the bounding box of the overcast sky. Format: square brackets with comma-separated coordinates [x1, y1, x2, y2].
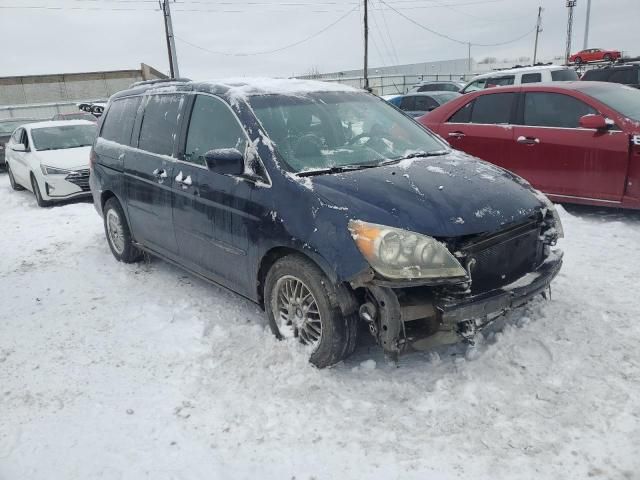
[0, 0, 637, 79]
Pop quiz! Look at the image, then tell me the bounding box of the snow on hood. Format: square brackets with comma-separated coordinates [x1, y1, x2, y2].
[34, 146, 91, 170]
[310, 151, 544, 237]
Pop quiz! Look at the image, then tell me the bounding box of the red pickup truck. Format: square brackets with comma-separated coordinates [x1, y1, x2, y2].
[419, 82, 640, 210]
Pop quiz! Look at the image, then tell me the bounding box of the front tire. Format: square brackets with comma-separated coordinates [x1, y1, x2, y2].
[103, 197, 142, 263]
[7, 163, 24, 191]
[30, 174, 51, 207]
[574, 56, 583, 64]
[264, 254, 358, 368]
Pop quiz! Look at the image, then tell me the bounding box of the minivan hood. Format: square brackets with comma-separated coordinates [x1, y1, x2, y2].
[35, 146, 91, 170]
[310, 151, 544, 237]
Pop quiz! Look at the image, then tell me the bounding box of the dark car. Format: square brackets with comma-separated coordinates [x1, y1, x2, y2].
[388, 91, 462, 117]
[90, 78, 564, 367]
[582, 64, 640, 89]
[0, 118, 38, 167]
[409, 80, 465, 93]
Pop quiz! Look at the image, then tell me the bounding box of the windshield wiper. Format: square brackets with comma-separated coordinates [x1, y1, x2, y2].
[381, 150, 450, 166]
[297, 164, 380, 177]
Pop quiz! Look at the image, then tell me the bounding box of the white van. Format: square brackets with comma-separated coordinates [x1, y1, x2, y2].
[460, 65, 579, 93]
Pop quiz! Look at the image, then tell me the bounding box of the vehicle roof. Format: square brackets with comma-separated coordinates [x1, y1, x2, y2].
[23, 119, 96, 130]
[584, 63, 639, 71]
[416, 80, 463, 84]
[113, 77, 359, 102]
[468, 65, 572, 80]
[0, 118, 39, 123]
[464, 81, 625, 95]
[405, 91, 460, 97]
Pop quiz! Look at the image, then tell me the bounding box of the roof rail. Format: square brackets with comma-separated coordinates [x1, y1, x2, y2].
[129, 77, 192, 88]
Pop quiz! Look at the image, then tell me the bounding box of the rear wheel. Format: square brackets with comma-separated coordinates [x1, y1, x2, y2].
[103, 197, 142, 263]
[264, 254, 358, 368]
[30, 174, 50, 207]
[574, 56, 583, 64]
[7, 163, 24, 191]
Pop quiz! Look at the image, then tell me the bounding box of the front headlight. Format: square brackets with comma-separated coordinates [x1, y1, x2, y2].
[348, 220, 468, 280]
[535, 190, 564, 239]
[40, 165, 70, 176]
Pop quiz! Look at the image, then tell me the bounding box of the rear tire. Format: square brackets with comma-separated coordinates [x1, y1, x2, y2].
[7, 163, 24, 191]
[30, 174, 51, 207]
[264, 254, 358, 368]
[103, 197, 143, 263]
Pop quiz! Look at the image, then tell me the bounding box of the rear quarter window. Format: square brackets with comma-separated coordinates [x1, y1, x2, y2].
[551, 69, 579, 81]
[100, 96, 141, 146]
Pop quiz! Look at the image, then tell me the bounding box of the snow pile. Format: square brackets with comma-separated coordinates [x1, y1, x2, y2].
[1, 177, 639, 479]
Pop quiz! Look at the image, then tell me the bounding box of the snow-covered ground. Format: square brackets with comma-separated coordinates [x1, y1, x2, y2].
[1, 174, 639, 480]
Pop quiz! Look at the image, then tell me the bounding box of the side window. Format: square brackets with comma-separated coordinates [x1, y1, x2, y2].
[138, 94, 184, 156]
[21, 130, 30, 149]
[522, 73, 542, 84]
[523, 92, 596, 128]
[11, 128, 22, 143]
[414, 96, 438, 112]
[101, 96, 142, 146]
[470, 93, 515, 124]
[464, 79, 486, 93]
[399, 96, 416, 111]
[417, 85, 436, 92]
[487, 76, 515, 88]
[184, 95, 248, 167]
[608, 69, 637, 85]
[447, 100, 473, 123]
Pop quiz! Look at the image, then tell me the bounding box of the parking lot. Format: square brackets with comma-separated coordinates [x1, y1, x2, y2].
[1, 174, 639, 479]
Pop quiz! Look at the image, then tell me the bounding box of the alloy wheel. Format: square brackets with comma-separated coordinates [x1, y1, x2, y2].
[272, 275, 323, 350]
[106, 209, 126, 255]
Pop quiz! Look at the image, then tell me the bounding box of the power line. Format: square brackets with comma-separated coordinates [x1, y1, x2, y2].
[379, 0, 536, 47]
[174, 4, 358, 56]
[376, 0, 401, 65]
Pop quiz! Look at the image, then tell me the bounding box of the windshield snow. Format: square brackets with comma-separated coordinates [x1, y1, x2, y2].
[249, 91, 446, 173]
[31, 124, 97, 151]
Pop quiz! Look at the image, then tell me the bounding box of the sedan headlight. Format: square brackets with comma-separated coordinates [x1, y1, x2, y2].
[348, 220, 468, 280]
[40, 165, 70, 176]
[535, 190, 564, 239]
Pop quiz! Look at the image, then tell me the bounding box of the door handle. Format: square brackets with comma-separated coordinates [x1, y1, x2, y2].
[152, 168, 168, 181]
[175, 171, 192, 189]
[448, 131, 465, 139]
[517, 136, 540, 145]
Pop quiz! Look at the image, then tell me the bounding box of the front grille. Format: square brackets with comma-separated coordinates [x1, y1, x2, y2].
[65, 169, 90, 192]
[464, 222, 543, 294]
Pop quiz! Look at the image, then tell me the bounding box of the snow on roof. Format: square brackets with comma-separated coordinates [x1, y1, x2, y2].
[195, 77, 359, 98]
[24, 119, 97, 130]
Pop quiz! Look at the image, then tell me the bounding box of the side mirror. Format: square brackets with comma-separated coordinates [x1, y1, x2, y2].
[12, 143, 26, 152]
[579, 114, 610, 130]
[204, 148, 245, 176]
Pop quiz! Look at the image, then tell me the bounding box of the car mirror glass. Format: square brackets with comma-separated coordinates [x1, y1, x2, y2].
[204, 148, 245, 176]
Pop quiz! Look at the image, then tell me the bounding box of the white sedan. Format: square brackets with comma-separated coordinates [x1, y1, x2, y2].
[5, 120, 96, 207]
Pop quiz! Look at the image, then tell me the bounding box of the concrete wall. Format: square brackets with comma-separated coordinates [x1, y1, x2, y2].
[0, 63, 166, 119]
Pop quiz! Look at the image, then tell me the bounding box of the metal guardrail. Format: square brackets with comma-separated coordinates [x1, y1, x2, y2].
[311, 73, 475, 96]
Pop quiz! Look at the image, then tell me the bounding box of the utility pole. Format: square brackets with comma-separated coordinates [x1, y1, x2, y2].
[161, 0, 180, 78]
[467, 42, 471, 72]
[583, 0, 592, 49]
[363, 0, 370, 91]
[565, 0, 577, 64]
[533, 6, 543, 65]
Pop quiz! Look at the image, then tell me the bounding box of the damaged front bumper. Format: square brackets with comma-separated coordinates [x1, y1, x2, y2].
[359, 250, 563, 357]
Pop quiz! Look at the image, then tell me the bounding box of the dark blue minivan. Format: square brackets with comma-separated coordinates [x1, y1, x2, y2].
[90, 78, 563, 367]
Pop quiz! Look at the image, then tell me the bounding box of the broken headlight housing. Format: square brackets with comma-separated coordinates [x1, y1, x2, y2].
[348, 220, 468, 280]
[535, 190, 564, 240]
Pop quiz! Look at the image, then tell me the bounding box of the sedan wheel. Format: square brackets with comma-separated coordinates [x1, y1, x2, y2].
[30, 175, 50, 207]
[106, 209, 126, 255]
[7, 164, 24, 191]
